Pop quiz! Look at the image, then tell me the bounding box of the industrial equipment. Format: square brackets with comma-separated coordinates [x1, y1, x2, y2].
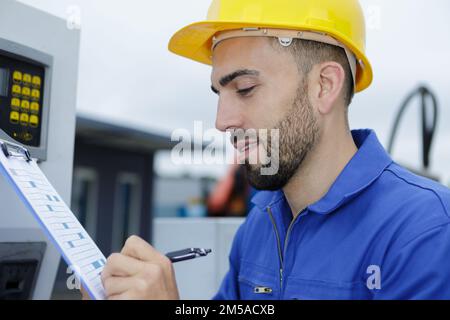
[0, 0, 80, 299]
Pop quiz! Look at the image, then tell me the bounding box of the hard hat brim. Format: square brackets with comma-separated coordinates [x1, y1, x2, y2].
[168, 21, 373, 93]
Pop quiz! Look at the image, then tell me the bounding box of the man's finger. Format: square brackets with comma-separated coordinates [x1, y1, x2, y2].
[101, 253, 144, 281]
[121, 235, 162, 262]
[108, 291, 135, 300]
[103, 276, 142, 298]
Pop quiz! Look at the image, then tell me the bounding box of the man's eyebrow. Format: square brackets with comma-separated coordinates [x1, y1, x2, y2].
[219, 69, 260, 87]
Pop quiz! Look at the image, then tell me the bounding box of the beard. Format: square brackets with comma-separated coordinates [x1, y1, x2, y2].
[245, 80, 320, 190]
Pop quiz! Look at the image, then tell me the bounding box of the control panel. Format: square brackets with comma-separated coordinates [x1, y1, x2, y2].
[0, 38, 52, 160]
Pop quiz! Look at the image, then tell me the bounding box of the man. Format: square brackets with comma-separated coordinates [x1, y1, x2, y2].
[89, 0, 450, 299]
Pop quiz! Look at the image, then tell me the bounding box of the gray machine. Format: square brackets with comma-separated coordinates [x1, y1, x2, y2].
[0, 0, 80, 299]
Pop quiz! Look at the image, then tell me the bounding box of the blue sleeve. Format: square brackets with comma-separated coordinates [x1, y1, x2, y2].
[374, 222, 450, 299]
[212, 219, 247, 300]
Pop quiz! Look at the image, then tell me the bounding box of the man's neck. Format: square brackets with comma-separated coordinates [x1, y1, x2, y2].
[282, 126, 358, 217]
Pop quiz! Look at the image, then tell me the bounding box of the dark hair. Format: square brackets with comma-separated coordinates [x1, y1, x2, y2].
[271, 38, 355, 106]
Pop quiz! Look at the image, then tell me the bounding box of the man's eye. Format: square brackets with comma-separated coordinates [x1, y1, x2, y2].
[237, 86, 256, 96]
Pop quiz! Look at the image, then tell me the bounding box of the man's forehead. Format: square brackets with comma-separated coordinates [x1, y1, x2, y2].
[211, 37, 282, 79]
[213, 37, 273, 61]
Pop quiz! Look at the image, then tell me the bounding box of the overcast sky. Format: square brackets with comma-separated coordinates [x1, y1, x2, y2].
[17, 0, 450, 182]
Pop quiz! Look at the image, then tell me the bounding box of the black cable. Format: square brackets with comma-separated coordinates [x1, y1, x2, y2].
[387, 86, 439, 170]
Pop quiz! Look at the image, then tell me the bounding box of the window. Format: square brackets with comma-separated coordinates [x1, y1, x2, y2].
[111, 173, 142, 252]
[71, 167, 99, 240]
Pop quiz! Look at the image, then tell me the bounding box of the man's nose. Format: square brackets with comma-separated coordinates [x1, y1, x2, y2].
[215, 97, 244, 132]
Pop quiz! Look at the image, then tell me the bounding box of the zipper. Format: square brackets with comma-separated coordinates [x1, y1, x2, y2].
[267, 206, 304, 293]
[267, 207, 284, 290]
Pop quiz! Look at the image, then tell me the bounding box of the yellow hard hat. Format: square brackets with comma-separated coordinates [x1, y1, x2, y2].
[169, 0, 373, 93]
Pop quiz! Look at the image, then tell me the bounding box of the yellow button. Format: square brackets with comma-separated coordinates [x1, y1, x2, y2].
[10, 111, 20, 124]
[29, 115, 39, 128]
[30, 102, 40, 113]
[21, 100, 30, 111]
[12, 85, 22, 96]
[13, 71, 23, 83]
[32, 76, 41, 88]
[20, 113, 29, 126]
[23, 73, 32, 84]
[22, 87, 31, 97]
[11, 98, 21, 109]
[31, 89, 40, 100]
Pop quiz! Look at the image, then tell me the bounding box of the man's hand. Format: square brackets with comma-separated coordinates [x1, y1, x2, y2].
[100, 235, 179, 300]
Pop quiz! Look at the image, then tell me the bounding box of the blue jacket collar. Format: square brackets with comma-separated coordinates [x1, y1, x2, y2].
[251, 129, 393, 215]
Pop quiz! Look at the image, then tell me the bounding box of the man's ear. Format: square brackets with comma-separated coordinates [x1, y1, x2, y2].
[310, 62, 346, 115]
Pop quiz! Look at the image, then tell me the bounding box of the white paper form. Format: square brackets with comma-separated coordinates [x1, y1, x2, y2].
[0, 140, 106, 300]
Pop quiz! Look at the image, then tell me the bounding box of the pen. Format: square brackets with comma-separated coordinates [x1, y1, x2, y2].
[165, 248, 212, 263]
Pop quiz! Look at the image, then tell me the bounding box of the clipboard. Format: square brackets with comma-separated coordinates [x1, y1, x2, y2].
[0, 139, 106, 300]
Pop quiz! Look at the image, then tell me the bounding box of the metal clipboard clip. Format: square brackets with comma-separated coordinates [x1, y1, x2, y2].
[1, 140, 32, 162]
